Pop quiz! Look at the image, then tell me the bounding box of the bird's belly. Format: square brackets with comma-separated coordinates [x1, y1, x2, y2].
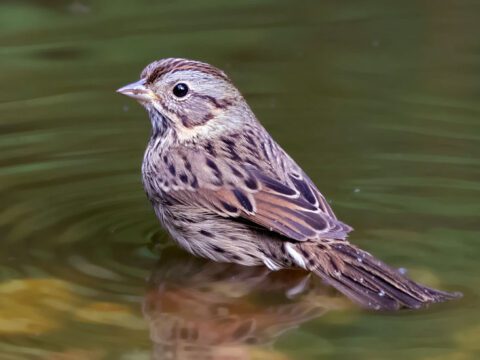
[152, 201, 266, 267]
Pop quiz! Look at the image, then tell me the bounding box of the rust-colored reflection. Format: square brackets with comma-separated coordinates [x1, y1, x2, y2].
[143, 255, 350, 359]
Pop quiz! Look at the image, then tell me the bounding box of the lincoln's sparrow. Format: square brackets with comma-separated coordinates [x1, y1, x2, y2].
[118, 58, 461, 310]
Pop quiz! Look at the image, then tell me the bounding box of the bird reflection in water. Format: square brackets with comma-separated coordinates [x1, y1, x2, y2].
[143, 253, 351, 360]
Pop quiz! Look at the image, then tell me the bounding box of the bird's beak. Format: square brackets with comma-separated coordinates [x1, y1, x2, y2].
[116, 79, 154, 102]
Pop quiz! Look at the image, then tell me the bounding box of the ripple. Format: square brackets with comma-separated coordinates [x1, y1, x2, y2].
[0, 108, 161, 304]
[1, 0, 480, 358]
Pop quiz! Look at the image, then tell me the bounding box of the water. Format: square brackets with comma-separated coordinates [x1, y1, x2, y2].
[1, 0, 479, 359]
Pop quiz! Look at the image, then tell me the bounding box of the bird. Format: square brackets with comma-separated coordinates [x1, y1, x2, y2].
[117, 58, 461, 310]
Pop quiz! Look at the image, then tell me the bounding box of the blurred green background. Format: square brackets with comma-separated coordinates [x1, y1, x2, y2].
[0, 0, 478, 359]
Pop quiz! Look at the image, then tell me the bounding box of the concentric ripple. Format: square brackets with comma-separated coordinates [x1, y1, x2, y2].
[1, 0, 480, 359]
[0, 115, 164, 292]
[0, 87, 170, 355]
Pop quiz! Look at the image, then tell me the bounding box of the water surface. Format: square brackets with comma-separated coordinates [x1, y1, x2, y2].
[0, 1, 478, 359]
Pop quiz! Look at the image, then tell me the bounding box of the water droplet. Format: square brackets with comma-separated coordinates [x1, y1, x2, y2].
[357, 257, 363, 263]
[68, 0, 91, 15]
[333, 271, 341, 277]
[378, 290, 385, 297]
[359, 277, 364, 283]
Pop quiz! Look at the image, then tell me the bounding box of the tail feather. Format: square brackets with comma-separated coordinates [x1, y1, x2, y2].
[292, 241, 461, 311]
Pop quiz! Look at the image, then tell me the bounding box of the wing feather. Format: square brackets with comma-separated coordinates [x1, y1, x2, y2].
[143, 129, 353, 242]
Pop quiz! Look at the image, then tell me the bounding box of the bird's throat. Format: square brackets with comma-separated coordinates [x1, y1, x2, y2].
[148, 107, 172, 138]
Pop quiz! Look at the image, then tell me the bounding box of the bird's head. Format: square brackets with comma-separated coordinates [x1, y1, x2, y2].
[117, 58, 253, 142]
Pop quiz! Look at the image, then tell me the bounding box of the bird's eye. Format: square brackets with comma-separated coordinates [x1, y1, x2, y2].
[172, 83, 189, 98]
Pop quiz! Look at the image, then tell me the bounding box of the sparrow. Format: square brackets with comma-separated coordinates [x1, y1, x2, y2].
[117, 58, 461, 310]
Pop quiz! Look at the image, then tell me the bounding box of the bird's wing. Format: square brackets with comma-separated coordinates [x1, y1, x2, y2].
[144, 134, 352, 242]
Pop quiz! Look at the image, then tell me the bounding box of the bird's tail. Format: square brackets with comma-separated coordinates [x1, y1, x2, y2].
[286, 241, 461, 310]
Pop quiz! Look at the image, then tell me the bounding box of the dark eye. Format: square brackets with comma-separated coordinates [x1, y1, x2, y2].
[173, 83, 189, 98]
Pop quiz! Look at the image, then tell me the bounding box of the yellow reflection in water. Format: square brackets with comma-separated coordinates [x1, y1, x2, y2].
[0, 279, 78, 335]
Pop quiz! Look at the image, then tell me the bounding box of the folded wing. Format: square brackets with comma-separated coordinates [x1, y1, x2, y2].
[148, 147, 352, 242]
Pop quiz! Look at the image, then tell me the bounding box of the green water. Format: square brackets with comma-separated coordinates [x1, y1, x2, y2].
[0, 1, 478, 359]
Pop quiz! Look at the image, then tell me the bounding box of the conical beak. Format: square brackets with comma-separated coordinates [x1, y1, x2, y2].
[116, 79, 154, 102]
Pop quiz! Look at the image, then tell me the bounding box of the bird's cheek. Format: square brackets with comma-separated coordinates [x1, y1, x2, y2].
[181, 102, 217, 128]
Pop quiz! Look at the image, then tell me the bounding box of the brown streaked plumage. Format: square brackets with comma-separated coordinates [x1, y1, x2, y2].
[118, 58, 461, 310]
[142, 58, 231, 85]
